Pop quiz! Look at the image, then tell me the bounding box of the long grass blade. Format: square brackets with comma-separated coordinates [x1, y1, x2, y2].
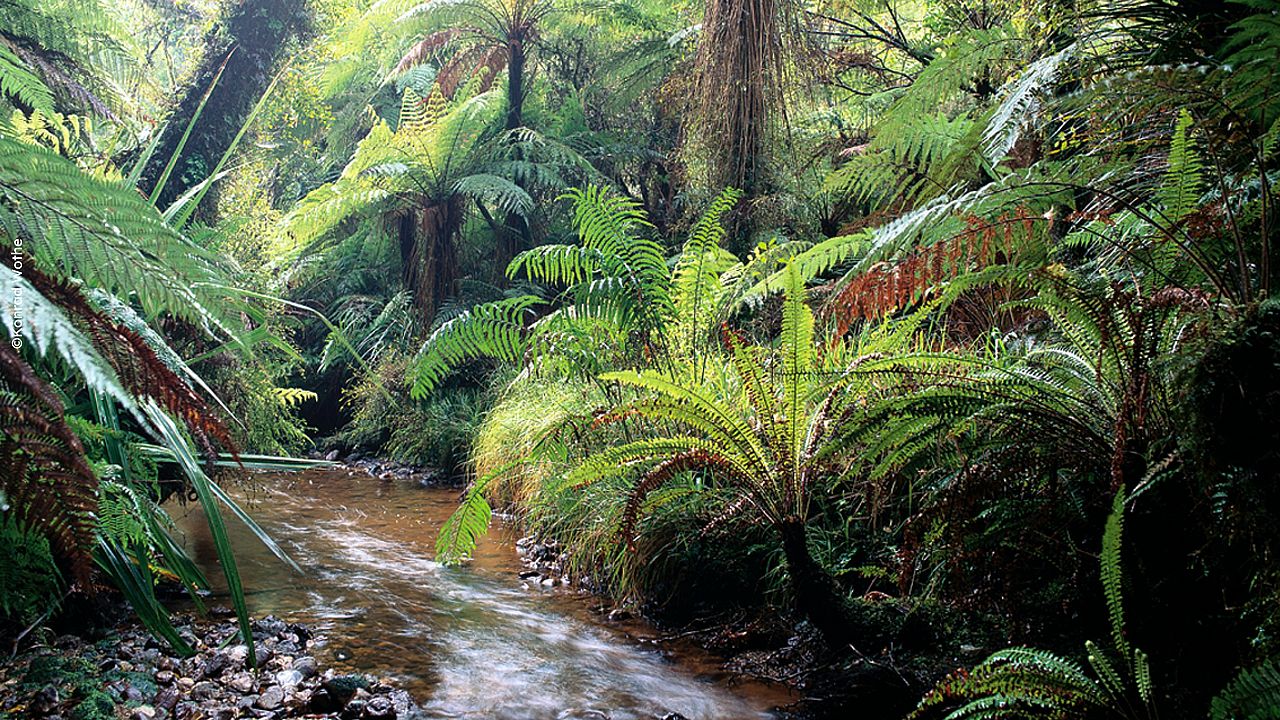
[141, 402, 258, 666]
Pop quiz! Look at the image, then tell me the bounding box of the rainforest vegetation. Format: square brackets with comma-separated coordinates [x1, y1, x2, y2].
[1, 0, 1279, 717]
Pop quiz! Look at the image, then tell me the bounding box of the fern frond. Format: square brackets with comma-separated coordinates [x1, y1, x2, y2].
[983, 44, 1074, 163]
[0, 139, 234, 333]
[1212, 660, 1280, 720]
[272, 388, 318, 407]
[411, 295, 544, 397]
[1157, 109, 1203, 223]
[1100, 487, 1129, 660]
[0, 43, 54, 114]
[0, 344, 98, 587]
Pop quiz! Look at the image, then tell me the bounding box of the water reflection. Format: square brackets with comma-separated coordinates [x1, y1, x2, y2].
[170, 469, 787, 719]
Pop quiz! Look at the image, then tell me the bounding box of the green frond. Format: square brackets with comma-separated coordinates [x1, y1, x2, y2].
[983, 45, 1074, 163]
[272, 388, 318, 407]
[411, 295, 545, 397]
[508, 244, 604, 285]
[1157, 109, 1204, 223]
[565, 436, 732, 488]
[1212, 660, 1280, 720]
[779, 262, 815, 471]
[0, 43, 54, 115]
[435, 467, 504, 564]
[670, 187, 742, 353]
[0, 138, 234, 333]
[452, 172, 533, 218]
[1101, 487, 1129, 659]
[0, 264, 136, 416]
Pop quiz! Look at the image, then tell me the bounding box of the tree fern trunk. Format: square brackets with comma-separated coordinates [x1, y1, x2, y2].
[779, 519, 852, 647]
[496, 36, 531, 280]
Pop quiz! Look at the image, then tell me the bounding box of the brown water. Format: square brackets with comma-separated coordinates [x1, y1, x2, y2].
[171, 469, 791, 719]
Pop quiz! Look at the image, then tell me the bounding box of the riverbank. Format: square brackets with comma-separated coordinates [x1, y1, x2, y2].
[0, 612, 420, 720]
[318, 459, 985, 719]
[513, 530, 995, 720]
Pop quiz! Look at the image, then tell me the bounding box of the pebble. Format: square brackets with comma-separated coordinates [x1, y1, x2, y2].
[275, 669, 304, 688]
[364, 694, 397, 719]
[0, 614, 423, 720]
[256, 686, 285, 710]
[225, 672, 256, 693]
[294, 655, 319, 677]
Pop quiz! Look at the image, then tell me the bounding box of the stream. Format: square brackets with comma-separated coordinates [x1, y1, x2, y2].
[171, 468, 790, 719]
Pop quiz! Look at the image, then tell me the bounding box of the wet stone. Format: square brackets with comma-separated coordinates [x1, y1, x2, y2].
[256, 685, 285, 710]
[154, 687, 180, 711]
[293, 655, 318, 678]
[362, 695, 396, 720]
[225, 671, 256, 693]
[275, 669, 304, 688]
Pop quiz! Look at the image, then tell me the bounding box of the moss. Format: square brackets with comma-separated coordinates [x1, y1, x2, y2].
[18, 652, 121, 720]
[322, 673, 370, 702]
[69, 689, 114, 720]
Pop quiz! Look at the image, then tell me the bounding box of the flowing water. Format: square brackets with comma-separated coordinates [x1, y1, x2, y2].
[171, 468, 791, 719]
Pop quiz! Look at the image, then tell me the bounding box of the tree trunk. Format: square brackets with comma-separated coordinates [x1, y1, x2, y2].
[140, 0, 311, 213]
[779, 519, 852, 647]
[506, 37, 525, 132]
[496, 36, 531, 280]
[398, 200, 461, 324]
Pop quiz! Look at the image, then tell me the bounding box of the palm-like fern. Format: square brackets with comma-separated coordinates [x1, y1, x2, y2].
[554, 264, 921, 644]
[411, 185, 743, 396]
[286, 84, 523, 320]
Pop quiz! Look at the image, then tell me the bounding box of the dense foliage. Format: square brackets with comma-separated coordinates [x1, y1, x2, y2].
[2, 0, 1279, 717]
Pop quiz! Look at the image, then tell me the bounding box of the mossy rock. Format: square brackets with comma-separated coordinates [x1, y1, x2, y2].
[321, 674, 369, 702]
